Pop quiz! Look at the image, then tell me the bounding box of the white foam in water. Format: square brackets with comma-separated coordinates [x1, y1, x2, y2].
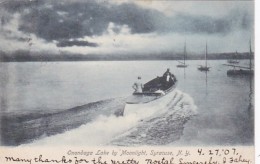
[168, 90, 198, 115]
[124, 90, 178, 120]
[110, 89, 198, 146]
[23, 89, 197, 146]
[25, 113, 148, 146]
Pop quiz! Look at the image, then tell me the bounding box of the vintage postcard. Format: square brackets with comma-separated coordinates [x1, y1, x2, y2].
[0, 0, 255, 163]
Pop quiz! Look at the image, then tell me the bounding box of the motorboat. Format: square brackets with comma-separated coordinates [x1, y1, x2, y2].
[123, 75, 177, 117]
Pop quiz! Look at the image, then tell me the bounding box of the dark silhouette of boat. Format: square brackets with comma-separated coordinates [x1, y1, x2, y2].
[227, 68, 253, 76]
[224, 40, 253, 76]
[124, 73, 177, 116]
[198, 42, 210, 71]
[177, 41, 188, 68]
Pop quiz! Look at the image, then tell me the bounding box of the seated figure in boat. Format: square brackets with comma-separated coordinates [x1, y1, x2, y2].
[132, 76, 143, 93]
[163, 68, 176, 82]
[162, 68, 176, 89]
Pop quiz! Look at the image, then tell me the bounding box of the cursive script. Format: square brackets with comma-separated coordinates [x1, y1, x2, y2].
[5, 155, 73, 164]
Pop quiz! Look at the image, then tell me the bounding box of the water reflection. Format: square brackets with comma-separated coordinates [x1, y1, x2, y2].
[227, 74, 254, 122]
[205, 71, 208, 95]
[248, 74, 253, 119]
[200, 71, 208, 95]
[183, 67, 186, 79]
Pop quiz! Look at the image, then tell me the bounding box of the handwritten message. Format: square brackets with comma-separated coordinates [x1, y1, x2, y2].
[0, 147, 254, 164]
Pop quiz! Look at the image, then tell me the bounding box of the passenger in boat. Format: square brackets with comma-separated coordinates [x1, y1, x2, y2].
[163, 68, 176, 82]
[132, 76, 143, 93]
[163, 68, 176, 89]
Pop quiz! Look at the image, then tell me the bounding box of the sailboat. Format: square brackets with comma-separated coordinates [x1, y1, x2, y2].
[198, 42, 210, 71]
[177, 42, 188, 68]
[227, 51, 239, 64]
[224, 40, 254, 76]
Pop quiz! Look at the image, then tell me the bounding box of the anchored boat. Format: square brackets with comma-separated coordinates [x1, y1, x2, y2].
[123, 73, 177, 117]
[223, 40, 254, 77]
[227, 68, 253, 76]
[177, 41, 188, 68]
[198, 42, 210, 71]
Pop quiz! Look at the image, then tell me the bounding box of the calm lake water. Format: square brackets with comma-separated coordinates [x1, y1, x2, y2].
[0, 60, 254, 146]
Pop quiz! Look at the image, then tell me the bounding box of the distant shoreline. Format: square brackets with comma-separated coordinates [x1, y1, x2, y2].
[0, 51, 253, 62]
[0, 58, 254, 63]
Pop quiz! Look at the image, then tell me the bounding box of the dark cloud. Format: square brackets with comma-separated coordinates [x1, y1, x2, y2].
[1, 0, 253, 41]
[108, 3, 158, 34]
[1, 0, 43, 12]
[57, 40, 98, 47]
[18, 7, 83, 40]
[17, 1, 159, 41]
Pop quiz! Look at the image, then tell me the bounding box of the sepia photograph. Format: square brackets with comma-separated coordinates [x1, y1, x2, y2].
[0, 0, 254, 149]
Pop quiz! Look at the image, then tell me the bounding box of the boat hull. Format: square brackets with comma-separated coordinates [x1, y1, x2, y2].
[123, 75, 177, 117]
[227, 69, 253, 76]
[198, 66, 210, 71]
[177, 64, 188, 68]
[123, 89, 176, 118]
[227, 60, 239, 64]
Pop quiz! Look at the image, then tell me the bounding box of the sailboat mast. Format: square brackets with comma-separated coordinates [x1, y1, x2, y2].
[184, 41, 186, 65]
[205, 42, 208, 67]
[249, 39, 252, 71]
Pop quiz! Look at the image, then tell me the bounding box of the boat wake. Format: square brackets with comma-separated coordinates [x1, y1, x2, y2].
[14, 89, 196, 147]
[2, 98, 125, 146]
[111, 89, 197, 146]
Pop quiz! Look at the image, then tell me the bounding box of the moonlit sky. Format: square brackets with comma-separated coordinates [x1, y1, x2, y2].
[0, 0, 254, 56]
